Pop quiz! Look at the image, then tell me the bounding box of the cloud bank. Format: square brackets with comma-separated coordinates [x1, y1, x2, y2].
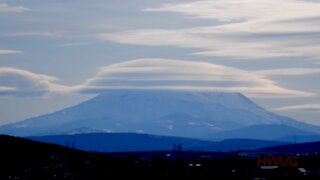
[277, 104, 320, 111]
[254, 68, 320, 76]
[0, 68, 68, 97]
[0, 49, 22, 55]
[78, 59, 313, 98]
[0, 59, 315, 98]
[4, 32, 63, 38]
[0, 3, 30, 13]
[101, 0, 320, 60]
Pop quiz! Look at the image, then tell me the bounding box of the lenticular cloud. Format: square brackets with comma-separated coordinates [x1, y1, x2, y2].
[0, 68, 68, 96]
[78, 58, 313, 98]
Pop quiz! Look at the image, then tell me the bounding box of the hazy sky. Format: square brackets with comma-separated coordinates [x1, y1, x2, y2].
[1, 0, 320, 126]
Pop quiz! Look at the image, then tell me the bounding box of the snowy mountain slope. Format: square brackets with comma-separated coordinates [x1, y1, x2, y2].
[0, 90, 319, 138]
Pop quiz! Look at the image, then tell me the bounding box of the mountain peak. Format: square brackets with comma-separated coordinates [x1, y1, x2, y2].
[0, 90, 318, 139]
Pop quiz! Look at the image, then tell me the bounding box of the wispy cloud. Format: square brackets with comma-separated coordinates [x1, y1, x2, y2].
[0, 68, 69, 97]
[144, 0, 320, 22]
[77, 58, 313, 98]
[0, 49, 22, 55]
[0, 3, 30, 13]
[58, 42, 86, 47]
[255, 68, 320, 76]
[0, 59, 315, 98]
[4, 32, 63, 38]
[101, 0, 320, 60]
[277, 104, 320, 111]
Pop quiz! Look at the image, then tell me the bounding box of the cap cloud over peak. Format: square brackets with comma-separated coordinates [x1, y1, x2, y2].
[77, 58, 313, 98]
[0, 59, 315, 98]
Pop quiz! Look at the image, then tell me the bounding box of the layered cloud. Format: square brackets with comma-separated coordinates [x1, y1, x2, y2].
[4, 32, 63, 38]
[58, 42, 86, 47]
[0, 68, 68, 96]
[101, 0, 320, 60]
[277, 104, 320, 111]
[0, 3, 30, 13]
[1, 59, 316, 98]
[144, 0, 320, 21]
[0, 49, 22, 55]
[255, 68, 320, 76]
[78, 59, 313, 98]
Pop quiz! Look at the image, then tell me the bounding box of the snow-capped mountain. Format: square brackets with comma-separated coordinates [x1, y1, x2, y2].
[0, 90, 319, 138]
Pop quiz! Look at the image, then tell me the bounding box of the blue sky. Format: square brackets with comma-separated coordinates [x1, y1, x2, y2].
[0, 0, 320, 126]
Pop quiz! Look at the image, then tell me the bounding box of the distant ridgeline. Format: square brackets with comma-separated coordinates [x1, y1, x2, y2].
[1, 135, 320, 179]
[0, 90, 319, 142]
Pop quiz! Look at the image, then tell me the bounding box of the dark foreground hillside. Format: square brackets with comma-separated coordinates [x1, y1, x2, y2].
[0, 135, 320, 179]
[255, 140, 320, 153]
